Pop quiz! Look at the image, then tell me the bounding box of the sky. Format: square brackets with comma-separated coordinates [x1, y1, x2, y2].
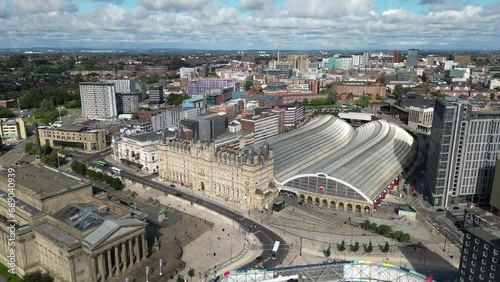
[0, 0, 499, 50]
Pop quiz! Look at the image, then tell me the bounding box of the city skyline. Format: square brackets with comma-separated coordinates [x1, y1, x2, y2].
[0, 0, 499, 50]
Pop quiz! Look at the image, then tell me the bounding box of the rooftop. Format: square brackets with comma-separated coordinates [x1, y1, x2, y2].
[119, 131, 161, 143]
[10, 165, 88, 198]
[38, 124, 86, 132]
[36, 223, 80, 247]
[467, 227, 500, 249]
[259, 115, 416, 203]
[52, 203, 121, 232]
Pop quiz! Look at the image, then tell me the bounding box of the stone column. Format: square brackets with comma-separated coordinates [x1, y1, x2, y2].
[69, 255, 77, 282]
[134, 236, 140, 263]
[141, 233, 147, 261]
[128, 239, 134, 267]
[97, 253, 105, 282]
[106, 249, 112, 279]
[90, 256, 98, 282]
[121, 242, 128, 271]
[114, 246, 120, 275]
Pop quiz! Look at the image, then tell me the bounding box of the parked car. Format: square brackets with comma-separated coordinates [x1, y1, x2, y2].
[170, 184, 175, 188]
[175, 193, 182, 197]
[255, 256, 263, 262]
[436, 208, 445, 212]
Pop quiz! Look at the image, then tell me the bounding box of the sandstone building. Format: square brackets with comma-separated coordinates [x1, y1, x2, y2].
[157, 132, 276, 210]
[0, 165, 147, 282]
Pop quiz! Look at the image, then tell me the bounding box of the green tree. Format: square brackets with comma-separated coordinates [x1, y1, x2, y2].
[71, 161, 87, 175]
[25, 142, 38, 154]
[490, 93, 496, 100]
[0, 107, 15, 118]
[39, 99, 55, 112]
[399, 233, 411, 243]
[245, 80, 254, 91]
[111, 178, 123, 190]
[131, 112, 139, 120]
[41, 145, 52, 156]
[326, 90, 338, 104]
[361, 220, 372, 230]
[177, 275, 185, 282]
[338, 240, 346, 252]
[347, 93, 354, 101]
[303, 98, 309, 105]
[382, 242, 390, 253]
[21, 271, 54, 282]
[366, 241, 373, 253]
[393, 85, 404, 101]
[355, 95, 371, 108]
[324, 245, 331, 257]
[188, 268, 196, 281]
[376, 225, 393, 237]
[351, 241, 360, 252]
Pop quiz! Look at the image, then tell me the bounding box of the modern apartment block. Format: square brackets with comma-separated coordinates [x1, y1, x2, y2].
[0, 118, 27, 141]
[240, 111, 284, 144]
[393, 51, 402, 63]
[151, 108, 201, 132]
[273, 104, 305, 128]
[101, 79, 137, 93]
[459, 227, 500, 282]
[187, 78, 240, 95]
[80, 82, 117, 119]
[116, 92, 141, 114]
[408, 106, 433, 134]
[407, 49, 419, 68]
[148, 86, 164, 104]
[426, 98, 500, 207]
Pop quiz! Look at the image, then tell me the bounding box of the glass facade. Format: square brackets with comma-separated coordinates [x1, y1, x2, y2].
[283, 175, 368, 202]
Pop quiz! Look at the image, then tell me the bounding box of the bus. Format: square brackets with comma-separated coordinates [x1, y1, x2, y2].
[96, 161, 108, 168]
[271, 241, 280, 260]
[111, 167, 122, 174]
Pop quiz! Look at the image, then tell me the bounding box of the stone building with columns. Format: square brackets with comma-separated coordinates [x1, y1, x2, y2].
[157, 133, 276, 211]
[0, 164, 148, 281]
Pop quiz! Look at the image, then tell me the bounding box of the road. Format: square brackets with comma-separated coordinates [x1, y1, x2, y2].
[75, 150, 289, 270]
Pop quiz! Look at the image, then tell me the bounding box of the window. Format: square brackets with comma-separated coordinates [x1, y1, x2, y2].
[464, 248, 469, 254]
[493, 257, 498, 263]
[480, 266, 485, 273]
[472, 261, 476, 266]
[484, 244, 489, 250]
[476, 238, 480, 244]
[466, 241, 470, 246]
[479, 274, 484, 280]
[492, 265, 497, 271]
[467, 234, 471, 239]
[494, 249, 499, 256]
[483, 252, 488, 258]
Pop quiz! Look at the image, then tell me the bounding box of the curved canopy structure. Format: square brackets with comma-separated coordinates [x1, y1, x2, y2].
[261, 115, 416, 204]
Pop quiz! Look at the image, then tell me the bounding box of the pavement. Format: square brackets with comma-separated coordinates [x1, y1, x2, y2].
[76, 151, 289, 272]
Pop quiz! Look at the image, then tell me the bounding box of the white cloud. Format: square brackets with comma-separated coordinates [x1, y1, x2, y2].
[239, 0, 274, 11]
[0, 0, 498, 50]
[10, 0, 78, 15]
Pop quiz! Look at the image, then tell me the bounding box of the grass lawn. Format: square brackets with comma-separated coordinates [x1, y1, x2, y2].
[305, 104, 341, 109]
[0, 262, 21, 282]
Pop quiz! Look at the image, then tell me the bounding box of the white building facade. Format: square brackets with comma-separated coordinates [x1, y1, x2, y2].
[408, 106, 433, 134]
[112, 132, 161, 172]
[80, 82, 117, 119]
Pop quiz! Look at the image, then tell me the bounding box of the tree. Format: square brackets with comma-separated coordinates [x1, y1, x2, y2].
[491, 93, 496, 100]
[347, 93, 354, 101]
[382, 242, 390, 253]
[25, 142, 38, 154]
[326, 90, 338, 105]
[22, 271, 54, 282]
[338, 240, 346, 252]
[376, 225, 393, 237]
[355, 95, 371, 108]
[351, 241, 360, 252]
[366, 241, 373, 253]
[188, 268, 196, 281]
[324, 245, 331, 257]
[41, 144, 52, 156]
[0, 107, 15, 118]
[71, 161, 87, 175]
[111, 178, 123, 190]
[245, 80, 254, 91]
[177, 275, 185, 282]
[361, 220, 372, 230]
[303, 98, 309, 105]
[39, 99, 55, 112]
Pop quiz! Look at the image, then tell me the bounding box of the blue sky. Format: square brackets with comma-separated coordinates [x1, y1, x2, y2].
[1, 0, 499, 50]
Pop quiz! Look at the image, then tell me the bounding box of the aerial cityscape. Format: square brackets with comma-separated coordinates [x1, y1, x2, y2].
[0, 1, 500, 282]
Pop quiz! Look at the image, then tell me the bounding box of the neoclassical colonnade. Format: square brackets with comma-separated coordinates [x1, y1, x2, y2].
[296, 192, 372, 214]
[91, 233, 147, 282]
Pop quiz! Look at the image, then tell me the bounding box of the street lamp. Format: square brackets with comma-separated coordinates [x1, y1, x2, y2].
[159, 258, 163, 276]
